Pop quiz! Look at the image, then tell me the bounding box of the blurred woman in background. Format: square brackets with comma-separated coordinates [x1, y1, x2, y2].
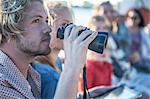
[122, 8, 150, 72]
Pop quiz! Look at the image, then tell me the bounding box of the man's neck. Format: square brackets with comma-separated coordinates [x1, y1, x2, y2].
[0, 42, 34, 79]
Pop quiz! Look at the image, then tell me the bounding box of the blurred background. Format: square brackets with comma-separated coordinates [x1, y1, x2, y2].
[56, 0, 150, 58]
[51, 0, 150, 26]
[50, 0, 150, 98]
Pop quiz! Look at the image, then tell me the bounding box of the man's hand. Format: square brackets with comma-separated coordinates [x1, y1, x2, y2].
[54, 25, 97, 99]
[64, 24, 97, 69]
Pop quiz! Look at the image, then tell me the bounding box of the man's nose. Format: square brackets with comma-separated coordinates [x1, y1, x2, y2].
[43, 26, 52, 35]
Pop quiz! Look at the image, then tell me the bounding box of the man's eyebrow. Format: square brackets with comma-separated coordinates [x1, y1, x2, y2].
[29, 15, 43, 19]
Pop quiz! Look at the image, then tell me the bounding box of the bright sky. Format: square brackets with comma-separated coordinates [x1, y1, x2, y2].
[53, 0, 123, 5]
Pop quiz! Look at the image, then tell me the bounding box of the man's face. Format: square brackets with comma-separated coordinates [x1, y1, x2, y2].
[17, 1, 51, 56]
[50, 9, 73, 50]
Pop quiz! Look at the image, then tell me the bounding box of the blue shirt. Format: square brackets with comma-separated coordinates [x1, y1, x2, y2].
[32, 58, 62, 99]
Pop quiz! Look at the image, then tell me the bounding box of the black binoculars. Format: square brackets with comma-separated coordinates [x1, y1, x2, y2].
[57, 24, 108, 54]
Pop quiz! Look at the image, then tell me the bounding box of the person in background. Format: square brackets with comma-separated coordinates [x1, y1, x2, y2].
[78, 15, 114, 92]
[118, 8, 150, 98]
[32, 1, 74, 99]
[122, 8, 150, 72]
[93, 1, 120, 33]
[93, 1, 125, 49]
[93, 2, 114, 24]
[93, 1, 136, 81]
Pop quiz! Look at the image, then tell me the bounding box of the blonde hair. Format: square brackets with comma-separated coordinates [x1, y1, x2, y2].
[45, 1, 74, 24]
[0, 0, 43, 44]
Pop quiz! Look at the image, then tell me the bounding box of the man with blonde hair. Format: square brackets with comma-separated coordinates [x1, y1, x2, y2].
[0, 0, 97, 98]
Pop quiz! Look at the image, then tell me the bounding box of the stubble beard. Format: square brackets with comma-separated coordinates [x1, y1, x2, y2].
[16, 37, 51, 57]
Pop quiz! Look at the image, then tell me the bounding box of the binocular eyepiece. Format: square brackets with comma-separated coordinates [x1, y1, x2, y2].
[57, 23, 109, 54]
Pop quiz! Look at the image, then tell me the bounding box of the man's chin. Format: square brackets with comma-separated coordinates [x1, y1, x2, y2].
[43, 48, 51, 55]
[30, 48, 51, 57]
[39, 48, 51, 55]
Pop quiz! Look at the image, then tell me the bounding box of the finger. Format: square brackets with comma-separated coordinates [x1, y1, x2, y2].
[69, 26, 86, 40]
[64, 24, 75, 40]
[79, 31, 98, 48]
[75, 30, 93, 44]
